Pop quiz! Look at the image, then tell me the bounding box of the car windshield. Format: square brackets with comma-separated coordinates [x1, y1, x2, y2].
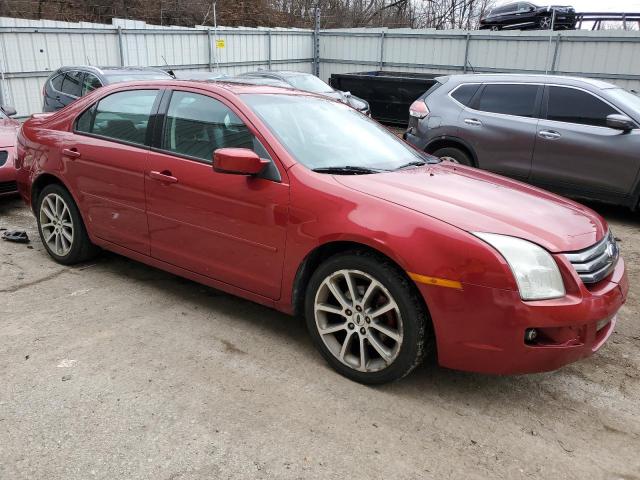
[284, 74, 334, 94]
[607, 88, 640, 115]
[104, 73, 170, 82]
[243, 94, 435, 172]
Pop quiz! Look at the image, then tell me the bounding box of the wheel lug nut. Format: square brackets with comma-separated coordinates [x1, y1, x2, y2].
[360, 327, 366, 334]
[345, 309, 352, 316]
[355, 305, 362, 312]
[365, 317, 370, 323]
[348, 323, 355, 330]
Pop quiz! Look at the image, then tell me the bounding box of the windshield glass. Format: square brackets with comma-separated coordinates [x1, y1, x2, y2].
[243, 94, 434, 172]
[105, 73, 170, 82]
[607, 88, 640, 116]
[284, 74, 334, 94]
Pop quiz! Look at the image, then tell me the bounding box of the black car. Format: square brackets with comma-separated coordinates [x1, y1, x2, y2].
[236, 70, 371, 115]
[479, 2, 576, 31]
[42, 66, 173, 112]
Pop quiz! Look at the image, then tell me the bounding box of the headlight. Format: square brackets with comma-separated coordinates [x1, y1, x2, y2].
[474, 233, 565, 301]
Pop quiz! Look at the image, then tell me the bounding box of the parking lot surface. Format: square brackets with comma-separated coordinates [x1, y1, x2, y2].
[1, 196, 639, 480]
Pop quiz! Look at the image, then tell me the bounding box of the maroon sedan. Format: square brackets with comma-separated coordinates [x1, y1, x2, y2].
[0, 106, 20, 196]
[15, 81, 628, 384]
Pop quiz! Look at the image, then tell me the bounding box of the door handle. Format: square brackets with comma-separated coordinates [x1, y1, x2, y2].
[62, 148, 81, 159]
[464, 118, 482, 126]
[149, 170, 178, 183]
[539, 130, 561, 140]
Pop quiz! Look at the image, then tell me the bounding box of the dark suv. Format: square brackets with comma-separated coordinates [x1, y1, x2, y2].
[43, 66, 173, 112]
[404, 74, 640, 209]
[480, 3, 576, 30]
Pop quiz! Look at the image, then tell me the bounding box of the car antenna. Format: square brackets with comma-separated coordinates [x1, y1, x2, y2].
[466, 60, 476, 73]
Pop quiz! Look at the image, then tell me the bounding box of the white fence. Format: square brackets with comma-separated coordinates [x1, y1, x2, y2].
[1, 16, 639, 117]
[0, 17, 314, 116]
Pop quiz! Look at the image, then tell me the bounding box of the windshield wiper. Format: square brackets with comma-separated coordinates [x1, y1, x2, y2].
[395, 160, 427, 170]
[312, 166, 387, 175]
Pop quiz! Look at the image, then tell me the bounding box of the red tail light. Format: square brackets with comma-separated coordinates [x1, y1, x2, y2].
[409, 100, 429, 119]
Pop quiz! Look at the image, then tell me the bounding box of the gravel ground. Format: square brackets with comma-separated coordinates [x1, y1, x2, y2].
[1, 195, 639, 480]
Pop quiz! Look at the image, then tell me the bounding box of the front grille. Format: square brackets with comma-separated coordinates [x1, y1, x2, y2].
[565, 231, 619, 284]
[0, 180, 17, 194]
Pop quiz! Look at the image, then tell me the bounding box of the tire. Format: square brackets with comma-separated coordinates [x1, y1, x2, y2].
[36, 183, 98, 265]
[432, 147, 473, 166]
[304, 250, 432, 384]
[490, 25, 501, 31]
[538, 16, 552, 29]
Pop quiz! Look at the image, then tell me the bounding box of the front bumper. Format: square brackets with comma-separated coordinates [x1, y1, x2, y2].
[419, 256, 628, 375]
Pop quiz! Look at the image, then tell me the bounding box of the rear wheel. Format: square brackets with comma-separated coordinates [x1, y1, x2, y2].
[432, 146, 473, 166]
[305, 251, 431, 384]
[490, 25, 501, 31]
[36, 184, 98, 265]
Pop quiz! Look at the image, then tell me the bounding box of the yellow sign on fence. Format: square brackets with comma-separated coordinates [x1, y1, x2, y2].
[215, 39, 225, 49]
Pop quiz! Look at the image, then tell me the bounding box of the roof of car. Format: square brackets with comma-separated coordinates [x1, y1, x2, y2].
[441, 74, 618, 90]
[99, 79, 314, 96]
[57, 65, 171, 75]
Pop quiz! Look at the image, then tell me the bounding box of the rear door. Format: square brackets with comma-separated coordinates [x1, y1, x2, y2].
[531, 85, 640, 198]
[456, 82, 542, 179]
[66, 88, 161, 254]
[145, 89, 289, 299]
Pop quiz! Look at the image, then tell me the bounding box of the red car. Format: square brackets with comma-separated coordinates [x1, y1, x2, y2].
[0, 106, 20, 196]
[15, 80, 628, 384]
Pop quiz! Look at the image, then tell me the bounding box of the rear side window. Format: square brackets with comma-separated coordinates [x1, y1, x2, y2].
[50, 74, 64, 91]
[476, 84, 539, 117]
[546, 86, 617, 127]
[451, 84, 480, 106]
[162, 91, 255, 162]
[61, 71, 84, 97]
[82, 74, 102, 96]
[76, 89, 158, 146]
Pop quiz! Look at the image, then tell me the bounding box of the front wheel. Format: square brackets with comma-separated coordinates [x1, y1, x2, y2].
[304, 251, 431, 384]
[36, 184, 98, 265]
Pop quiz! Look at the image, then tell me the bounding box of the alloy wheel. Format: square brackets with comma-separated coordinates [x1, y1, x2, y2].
[40, 193, 74, 257]
[440, 156, 460, 164]
[540, 17, 552, 29]
[314, 269, 404, 373]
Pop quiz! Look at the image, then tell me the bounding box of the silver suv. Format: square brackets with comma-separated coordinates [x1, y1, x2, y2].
[404, 74, 640, 209]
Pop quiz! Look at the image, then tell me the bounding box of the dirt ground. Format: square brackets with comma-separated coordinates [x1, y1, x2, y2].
[1, 195, 639, 480]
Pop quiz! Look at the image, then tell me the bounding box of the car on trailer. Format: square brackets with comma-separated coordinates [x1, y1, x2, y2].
[479, 2, 577, 30]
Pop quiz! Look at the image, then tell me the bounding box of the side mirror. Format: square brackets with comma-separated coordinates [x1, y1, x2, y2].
[213, 148, 269, 175]
[529, 6, 535, 11]
[1, 105, 17, 117]
[606, 114, 635, 132]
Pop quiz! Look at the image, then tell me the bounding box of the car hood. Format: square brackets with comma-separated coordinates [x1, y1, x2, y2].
[334, 163, 606, 253]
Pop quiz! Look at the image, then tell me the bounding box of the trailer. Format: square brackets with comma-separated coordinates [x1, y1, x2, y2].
[329, 71, 440, 125]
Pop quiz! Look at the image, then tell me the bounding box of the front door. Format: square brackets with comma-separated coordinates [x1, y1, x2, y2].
[145, 89, 289, 299]
[531, 85, 640, 198]
[67, 88, 160, 254]
[457, 83, 542, 180]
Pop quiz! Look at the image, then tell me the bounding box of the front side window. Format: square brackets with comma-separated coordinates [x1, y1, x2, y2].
[82, 74, 102, 96]
[162, 91, 256, 162]
[476, 84, 539, 117]
[61, 71, 84, 97]
[75, 89, 158, 146]
[546, 86, 618, 127]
